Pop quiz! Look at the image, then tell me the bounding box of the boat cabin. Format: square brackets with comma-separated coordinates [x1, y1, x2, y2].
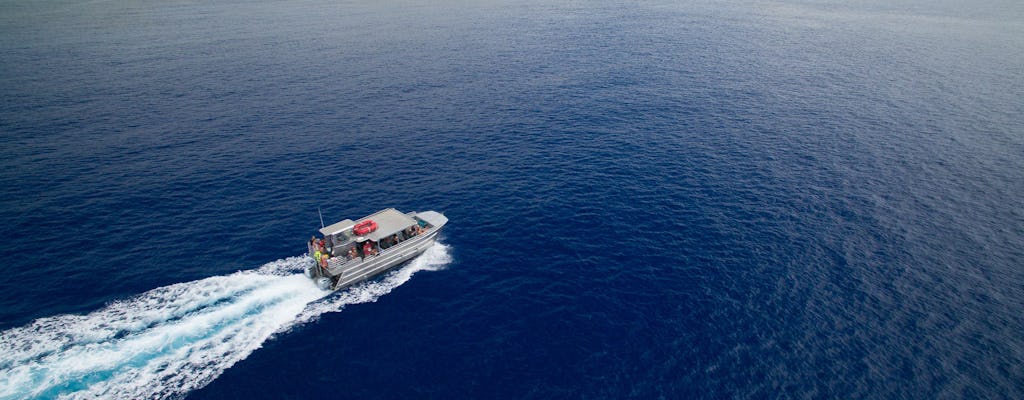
[312, 208, 434, 264]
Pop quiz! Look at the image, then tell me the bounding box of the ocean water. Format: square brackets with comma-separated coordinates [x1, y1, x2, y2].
[1, 0, 1022, 398]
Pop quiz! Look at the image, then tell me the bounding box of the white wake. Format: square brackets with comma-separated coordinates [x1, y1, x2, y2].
[0, 243, 451, 400]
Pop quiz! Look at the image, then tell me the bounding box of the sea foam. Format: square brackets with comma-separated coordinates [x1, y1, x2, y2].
[0, 243, 451, 399]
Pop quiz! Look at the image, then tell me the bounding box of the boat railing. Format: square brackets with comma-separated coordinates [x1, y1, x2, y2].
[326, 255, 359, 269]
[323, 225, 435, 271]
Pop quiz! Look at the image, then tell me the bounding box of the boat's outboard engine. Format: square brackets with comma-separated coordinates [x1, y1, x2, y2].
[304, 266, 314, 279]
[316, 277, 332, 291]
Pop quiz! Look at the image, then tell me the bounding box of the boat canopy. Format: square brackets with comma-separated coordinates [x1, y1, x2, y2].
[320, 219, 355, 236]
[318, 208, 420, 242]
[357, 208, 418, 241]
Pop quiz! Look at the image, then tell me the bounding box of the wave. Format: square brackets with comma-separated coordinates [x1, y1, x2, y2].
[0, 243, 452, 399]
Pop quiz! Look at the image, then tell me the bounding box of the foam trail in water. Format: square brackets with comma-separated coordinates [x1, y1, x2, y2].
[0, 243, 451, 400]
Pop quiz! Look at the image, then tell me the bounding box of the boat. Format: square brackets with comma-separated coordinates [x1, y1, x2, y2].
[305, 208, 448, 290]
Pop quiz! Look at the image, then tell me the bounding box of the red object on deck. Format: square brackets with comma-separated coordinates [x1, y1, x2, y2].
[353, 220, 378, 235]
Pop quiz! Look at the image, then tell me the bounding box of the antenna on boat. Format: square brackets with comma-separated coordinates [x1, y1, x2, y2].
[317, 207, 325, 229]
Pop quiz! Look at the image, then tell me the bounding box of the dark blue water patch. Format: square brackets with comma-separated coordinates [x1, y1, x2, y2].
[2, 0, 1024, 398]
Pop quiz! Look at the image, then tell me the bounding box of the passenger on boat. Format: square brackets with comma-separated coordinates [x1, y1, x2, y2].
[363, 241, 377, 257]
[347, 246, 358, 260]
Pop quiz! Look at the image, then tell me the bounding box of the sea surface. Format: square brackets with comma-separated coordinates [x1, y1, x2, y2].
[1, 0, 1023, 398]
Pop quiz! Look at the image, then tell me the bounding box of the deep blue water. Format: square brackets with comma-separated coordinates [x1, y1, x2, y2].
[2, 0, 1023, 398]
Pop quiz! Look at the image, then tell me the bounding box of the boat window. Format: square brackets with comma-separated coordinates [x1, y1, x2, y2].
[380, 233, 402, 250]
[360, 240, 379, 257]
[343, 245, 359, 260]
[404, 218, 431, 237]
[414, 217, 433, 229]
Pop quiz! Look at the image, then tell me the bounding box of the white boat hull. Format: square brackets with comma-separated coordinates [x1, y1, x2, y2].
[308, 209, 447, 291]
[328, 229, 440, 290]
